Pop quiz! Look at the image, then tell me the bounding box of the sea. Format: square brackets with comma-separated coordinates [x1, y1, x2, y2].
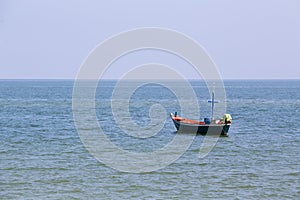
[0, 79, 299, 199]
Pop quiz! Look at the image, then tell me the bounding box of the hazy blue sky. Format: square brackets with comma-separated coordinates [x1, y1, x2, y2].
[0, 0, 299, 79]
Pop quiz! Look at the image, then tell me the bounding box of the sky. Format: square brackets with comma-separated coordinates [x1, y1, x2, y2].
[0, 0, 299, 79]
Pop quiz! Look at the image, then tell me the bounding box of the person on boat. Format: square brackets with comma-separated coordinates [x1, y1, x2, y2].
[224, 114, 232, 124]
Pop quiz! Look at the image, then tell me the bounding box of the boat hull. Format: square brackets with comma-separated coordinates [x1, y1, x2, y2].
[170, 115, 231, 136]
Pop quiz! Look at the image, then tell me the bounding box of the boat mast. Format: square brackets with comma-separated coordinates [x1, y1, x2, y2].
[211, 91, 215, 120]
[208, 85, 218, 121]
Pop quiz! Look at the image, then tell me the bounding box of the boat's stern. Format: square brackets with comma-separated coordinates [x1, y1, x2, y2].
[170, 113, 180, 130]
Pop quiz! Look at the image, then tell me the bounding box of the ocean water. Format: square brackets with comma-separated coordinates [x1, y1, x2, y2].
[0, 79, 299, 199]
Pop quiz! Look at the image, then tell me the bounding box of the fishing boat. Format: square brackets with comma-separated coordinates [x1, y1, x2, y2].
[170, 92, 232, 136]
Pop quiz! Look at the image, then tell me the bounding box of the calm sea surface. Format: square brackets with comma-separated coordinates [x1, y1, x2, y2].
[0, 80, 299, 199]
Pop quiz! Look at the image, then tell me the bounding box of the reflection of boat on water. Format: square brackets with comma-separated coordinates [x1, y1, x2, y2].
[170, 91, 232, 136]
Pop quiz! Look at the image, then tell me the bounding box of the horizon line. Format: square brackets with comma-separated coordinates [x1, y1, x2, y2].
[0, 78, 299, 81]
